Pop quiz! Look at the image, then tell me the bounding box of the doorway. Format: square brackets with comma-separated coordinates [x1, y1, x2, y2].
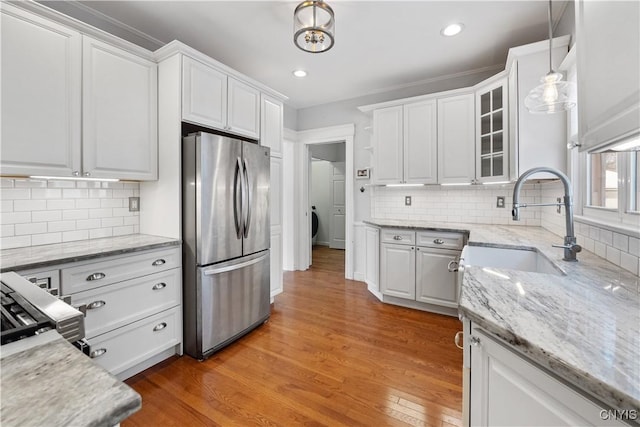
[309, 142, 346, 267]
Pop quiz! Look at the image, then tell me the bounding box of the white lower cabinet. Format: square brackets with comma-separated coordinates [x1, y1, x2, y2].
[469, 326, 627, 427]
[270, 229, 283, 298]
[364, 226, 380, 294]
[59, 246, 182, 379]
[379, 228, 463, 315]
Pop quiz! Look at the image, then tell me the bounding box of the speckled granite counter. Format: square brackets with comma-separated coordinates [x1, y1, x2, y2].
[0, 234, 180, 272]
[1, 331, 141, 426]
[365, 219, 640, 412]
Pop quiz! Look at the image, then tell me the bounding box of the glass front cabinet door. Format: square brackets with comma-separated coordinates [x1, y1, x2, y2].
[475, 77, 509, 183]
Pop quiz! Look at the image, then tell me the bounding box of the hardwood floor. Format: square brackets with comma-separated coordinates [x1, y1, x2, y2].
[123, 246, 463, 427]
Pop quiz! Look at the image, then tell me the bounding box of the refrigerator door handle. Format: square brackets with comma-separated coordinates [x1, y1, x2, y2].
[233, 157, 243, 239]
[243, 158, 252, 238]
[202, 252, 268, 276]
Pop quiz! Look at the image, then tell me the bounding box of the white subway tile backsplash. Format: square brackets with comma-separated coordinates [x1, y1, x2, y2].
[613, 232, 629, 252]
[15, 222, 47, 236]
[594, 241, 607, 258]
[600, 230, 614, 246]
[0, 178, 140, 249]
[629, 237, 640, 257]
[13, 200, 47, 212]
[606, 246, 622, 265]
[32, 233, 62, 246]
[620, 252, 639, 275]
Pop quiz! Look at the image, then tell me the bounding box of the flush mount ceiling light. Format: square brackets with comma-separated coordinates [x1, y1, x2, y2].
[524, 0, 576, 114]
[441, 23, 464, 37]
[292, 69, 307, 78]
[293, 0, 335, 53]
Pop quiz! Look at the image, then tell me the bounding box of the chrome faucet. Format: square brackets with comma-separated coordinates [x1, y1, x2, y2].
[512, 167, 582, 262]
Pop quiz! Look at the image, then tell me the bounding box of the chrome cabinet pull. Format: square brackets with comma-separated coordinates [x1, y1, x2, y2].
[448, 260, 459, 272]
[90, 348, 107, 358]
[153, 322, 167, 332]
[86, 300, 106, 310]
[86, 272, 106, 281]
[72, 171, 80, 177]
[454, 331, 464, 349]
[433, 238, 445, 245]
[152, 282, 167, 291]
[470, 336, 481, 347]
[393, 235, 402, 240]
[152, 259, 166, 266]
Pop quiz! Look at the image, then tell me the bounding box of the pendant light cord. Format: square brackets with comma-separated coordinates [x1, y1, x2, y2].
[548, 0, 553, 73]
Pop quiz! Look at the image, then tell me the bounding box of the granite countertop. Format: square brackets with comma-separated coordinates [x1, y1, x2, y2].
[0, 234, 180, 272]
[1, 331, 141, 426]
[365, 219, 640, 412]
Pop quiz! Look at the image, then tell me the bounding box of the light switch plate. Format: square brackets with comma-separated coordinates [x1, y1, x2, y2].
[496, 196, 505, 208]
[129, 197, 140, 212]
[405, 196, 412, 206]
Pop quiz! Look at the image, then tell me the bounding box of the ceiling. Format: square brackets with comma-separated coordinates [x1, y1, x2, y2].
[43, 1, 568, 109]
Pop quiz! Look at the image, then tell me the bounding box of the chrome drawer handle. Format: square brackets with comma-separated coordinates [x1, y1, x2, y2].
[86, 300, 106, 310]
[153, 322, 167, 332]
[86, 272, 106, 281]
[454, 331, 464, 349]
[152, 259, 166, 266]
[470, 336, 481, 347]
[393, 235, 402, 240]
[90, 348, 107, 358]
[433, 238, 445, 245]
[152, 282, 167, 291]
[448, 260, 459, 272]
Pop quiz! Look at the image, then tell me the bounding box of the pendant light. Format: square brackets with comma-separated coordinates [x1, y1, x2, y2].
[524, 0, 576, 114]
[293, 1, 335, 53]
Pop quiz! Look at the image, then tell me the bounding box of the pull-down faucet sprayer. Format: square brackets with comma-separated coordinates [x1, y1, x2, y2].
[512, 167, 582, 262]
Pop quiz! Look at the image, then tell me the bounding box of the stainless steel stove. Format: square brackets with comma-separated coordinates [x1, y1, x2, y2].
[0, 272, 87, 352]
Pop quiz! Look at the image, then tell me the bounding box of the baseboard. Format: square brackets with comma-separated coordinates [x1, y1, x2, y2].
[353, 271, 365, 281]
[367, 285, 383, 301]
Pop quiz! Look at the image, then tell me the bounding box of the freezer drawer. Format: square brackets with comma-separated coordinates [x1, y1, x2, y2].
[193, 250, 270, 359]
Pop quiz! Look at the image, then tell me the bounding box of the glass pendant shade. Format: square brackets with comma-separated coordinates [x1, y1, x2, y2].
[294, 1, 335, 53]
[525, 71, 576, 114]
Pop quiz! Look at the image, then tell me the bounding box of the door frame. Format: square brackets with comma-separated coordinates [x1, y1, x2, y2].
[290, 124, 355, 279]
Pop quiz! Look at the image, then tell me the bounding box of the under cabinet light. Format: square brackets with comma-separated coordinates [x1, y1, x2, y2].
[30, 176, 120, 182]
[441, 182, 472, 186]
[385, 183, 424, 187]
[482, 181, 511, 185]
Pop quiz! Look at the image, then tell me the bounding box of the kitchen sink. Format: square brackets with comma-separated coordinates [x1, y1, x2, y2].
[460, 245, 564, 276]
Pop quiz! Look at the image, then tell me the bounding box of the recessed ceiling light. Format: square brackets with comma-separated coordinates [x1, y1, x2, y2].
[441, 23, 464, 37]
[293, 69, 307, 78]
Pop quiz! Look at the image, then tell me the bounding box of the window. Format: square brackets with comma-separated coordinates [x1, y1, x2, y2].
[589, 152, 618, 209]
[632, 151, 640, 212]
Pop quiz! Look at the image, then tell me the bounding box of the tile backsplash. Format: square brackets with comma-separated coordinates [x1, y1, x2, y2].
[1, 178, 139, 249]
[371, 183, 541, 225]
[540, 181, 640, 276]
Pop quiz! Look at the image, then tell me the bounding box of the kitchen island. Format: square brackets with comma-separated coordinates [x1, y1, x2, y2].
[365, 220, 639, 417]
[1, 330, 141, 426]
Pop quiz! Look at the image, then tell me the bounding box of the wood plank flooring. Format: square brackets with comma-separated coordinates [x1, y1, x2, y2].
[123, 246, 463, 426]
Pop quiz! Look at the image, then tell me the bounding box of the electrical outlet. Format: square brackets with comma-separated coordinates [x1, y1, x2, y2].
[129, 197, 140, 212]
[405, 196, 412, 206]
[496, 196, 505, 208]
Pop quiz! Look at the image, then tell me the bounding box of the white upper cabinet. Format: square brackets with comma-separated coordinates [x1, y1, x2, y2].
[438, 93, 476, 184]
[372, 106, 403, 184]
[576, 0, 639, 151]
[507, 37, 569, 180]
[260, 93, 284, 157]
[182, 56, 227, 131]
[404, 100, 438, 184]
[372, 101, 437, 185]
[0, 4, 158, 181]
[182, 56, 260, 140]
[1, 4, 82, 177]
[82, 37, 157, 181]
[475, 76, 509, 183]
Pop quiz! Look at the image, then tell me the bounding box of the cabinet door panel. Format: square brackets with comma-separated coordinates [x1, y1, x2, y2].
[380, 243, 415, 299]
[404, 100, 437, 184]
[182, 56, 227, 130]
[261, 94, 283, 156]
[475, 78, 509, 183]
[1, 5, 81, 176]
[373, 106, 403, 184]
[270, 230, 283, 298]
[415, 247, 459, 307]
[228, 77, 260, 139]
[82, 37, 157, 180]
[364, 226, 379, 291]
[438, 94, 475, 184]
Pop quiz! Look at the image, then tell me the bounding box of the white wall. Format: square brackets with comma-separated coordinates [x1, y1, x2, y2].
[0, 178, 140, 249]
[311, 160, 333, 246]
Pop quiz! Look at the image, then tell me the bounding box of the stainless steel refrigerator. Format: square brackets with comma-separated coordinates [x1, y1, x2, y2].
[182, 131, 270, 360]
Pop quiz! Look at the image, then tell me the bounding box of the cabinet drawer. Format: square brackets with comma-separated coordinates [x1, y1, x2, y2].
[416, 230, 464, 250]
[71, 268, 181, 339]
[88, 307, 181, 376]
[61, 247, 181, 294]
[380, 229, 416, 245]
